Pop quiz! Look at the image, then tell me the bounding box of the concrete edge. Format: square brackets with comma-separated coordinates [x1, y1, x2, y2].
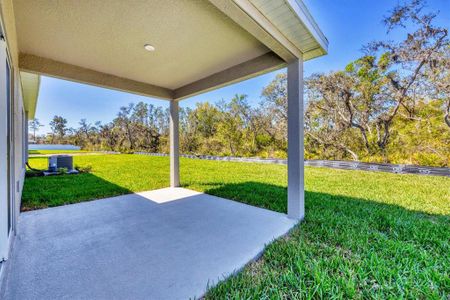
[197, 217, 300, 299]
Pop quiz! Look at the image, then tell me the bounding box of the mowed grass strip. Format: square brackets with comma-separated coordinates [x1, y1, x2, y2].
[23, 154, 450, 298]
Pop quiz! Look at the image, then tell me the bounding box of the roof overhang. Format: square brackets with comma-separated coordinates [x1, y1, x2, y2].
[20, 71, 40, 119]
[5, 0, 327, 104]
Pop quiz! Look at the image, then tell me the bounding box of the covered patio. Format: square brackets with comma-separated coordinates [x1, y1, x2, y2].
[0, 0, 327, 298]
[9, 0, 328, 220]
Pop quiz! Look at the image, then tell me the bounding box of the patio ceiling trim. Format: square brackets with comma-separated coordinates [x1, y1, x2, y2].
[174, 52, 285, 100]
[18, 53, 173, 100]
[20, 71, 40, 119]
[208, 0, 301, 63]
[286, 0, 328, 57]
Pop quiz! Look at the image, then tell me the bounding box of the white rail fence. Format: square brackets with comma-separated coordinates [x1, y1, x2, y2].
[134, 152, 450, 177]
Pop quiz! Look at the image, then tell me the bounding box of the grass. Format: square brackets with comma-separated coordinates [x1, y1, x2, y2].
[23, 154, 450, 298]
[23, 154, 169, 209]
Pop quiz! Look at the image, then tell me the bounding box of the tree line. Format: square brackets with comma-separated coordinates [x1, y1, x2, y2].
[29, 0, 449, 166]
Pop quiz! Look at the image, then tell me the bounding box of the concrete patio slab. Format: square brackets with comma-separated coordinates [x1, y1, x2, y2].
[2, 188, 297, 300]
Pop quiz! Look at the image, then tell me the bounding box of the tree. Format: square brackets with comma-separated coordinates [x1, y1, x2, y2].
[28, 118, 43, 142]
[424, 45, 450, 127]
[366, 0, 448, 146]
[49, 115, 68, 143]
[305, 0, 449, 161]
[131, 103, 160, 152]
[182, 102, 222, 154]
[79, 119, 91, 140]
[180, 106, 199, 153]
[216, 97, 244, 156]
[306, 71, 365, 161]
[99, 123, 119, 151]
[115, 104, 136, 150]
[260, 73, 288, 152]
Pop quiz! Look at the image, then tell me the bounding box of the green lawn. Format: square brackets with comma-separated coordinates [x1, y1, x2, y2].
[23, 154, 449, 298]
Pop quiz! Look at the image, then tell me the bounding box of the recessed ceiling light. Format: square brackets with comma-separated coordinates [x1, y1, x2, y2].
[144, 44, 155, 52]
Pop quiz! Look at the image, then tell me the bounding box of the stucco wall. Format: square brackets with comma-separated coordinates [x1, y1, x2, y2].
[1, 0, 27, 230]
[0, 67, 27, 292]
[13, 68, 26, 222]
[1, 0, 27, 251]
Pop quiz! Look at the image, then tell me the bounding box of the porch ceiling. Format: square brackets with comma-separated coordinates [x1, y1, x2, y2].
[10, 0, 327, 101]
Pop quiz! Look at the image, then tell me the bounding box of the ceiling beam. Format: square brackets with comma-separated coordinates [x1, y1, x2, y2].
[208, 0, 302, 63]
[174, 52, 285, 101]
[19, 53, 173, 100]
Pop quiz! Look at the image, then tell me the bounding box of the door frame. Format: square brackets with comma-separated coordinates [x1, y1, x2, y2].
[0, 27, 15, 262]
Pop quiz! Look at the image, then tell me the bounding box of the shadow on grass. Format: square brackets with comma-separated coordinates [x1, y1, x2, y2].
[200, 181, 288, 213]
[204, 181, 448, 250]
[21, 173, 133, 212]
[203, 181, 449, 298]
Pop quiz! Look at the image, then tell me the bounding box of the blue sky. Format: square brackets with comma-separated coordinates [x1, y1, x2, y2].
[34, 0, 450, 134]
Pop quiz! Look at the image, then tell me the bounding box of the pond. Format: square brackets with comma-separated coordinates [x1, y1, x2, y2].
[28, 144, 81, 151]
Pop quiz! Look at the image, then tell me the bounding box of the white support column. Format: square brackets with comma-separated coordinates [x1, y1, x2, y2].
[169, 100, 180, 187]
[287, 59, 305, 220]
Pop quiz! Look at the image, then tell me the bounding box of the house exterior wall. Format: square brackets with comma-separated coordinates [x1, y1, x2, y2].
[0, 0, 28, 284]
[0, 52, 27, 290]
[13, 69, 26, 222]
